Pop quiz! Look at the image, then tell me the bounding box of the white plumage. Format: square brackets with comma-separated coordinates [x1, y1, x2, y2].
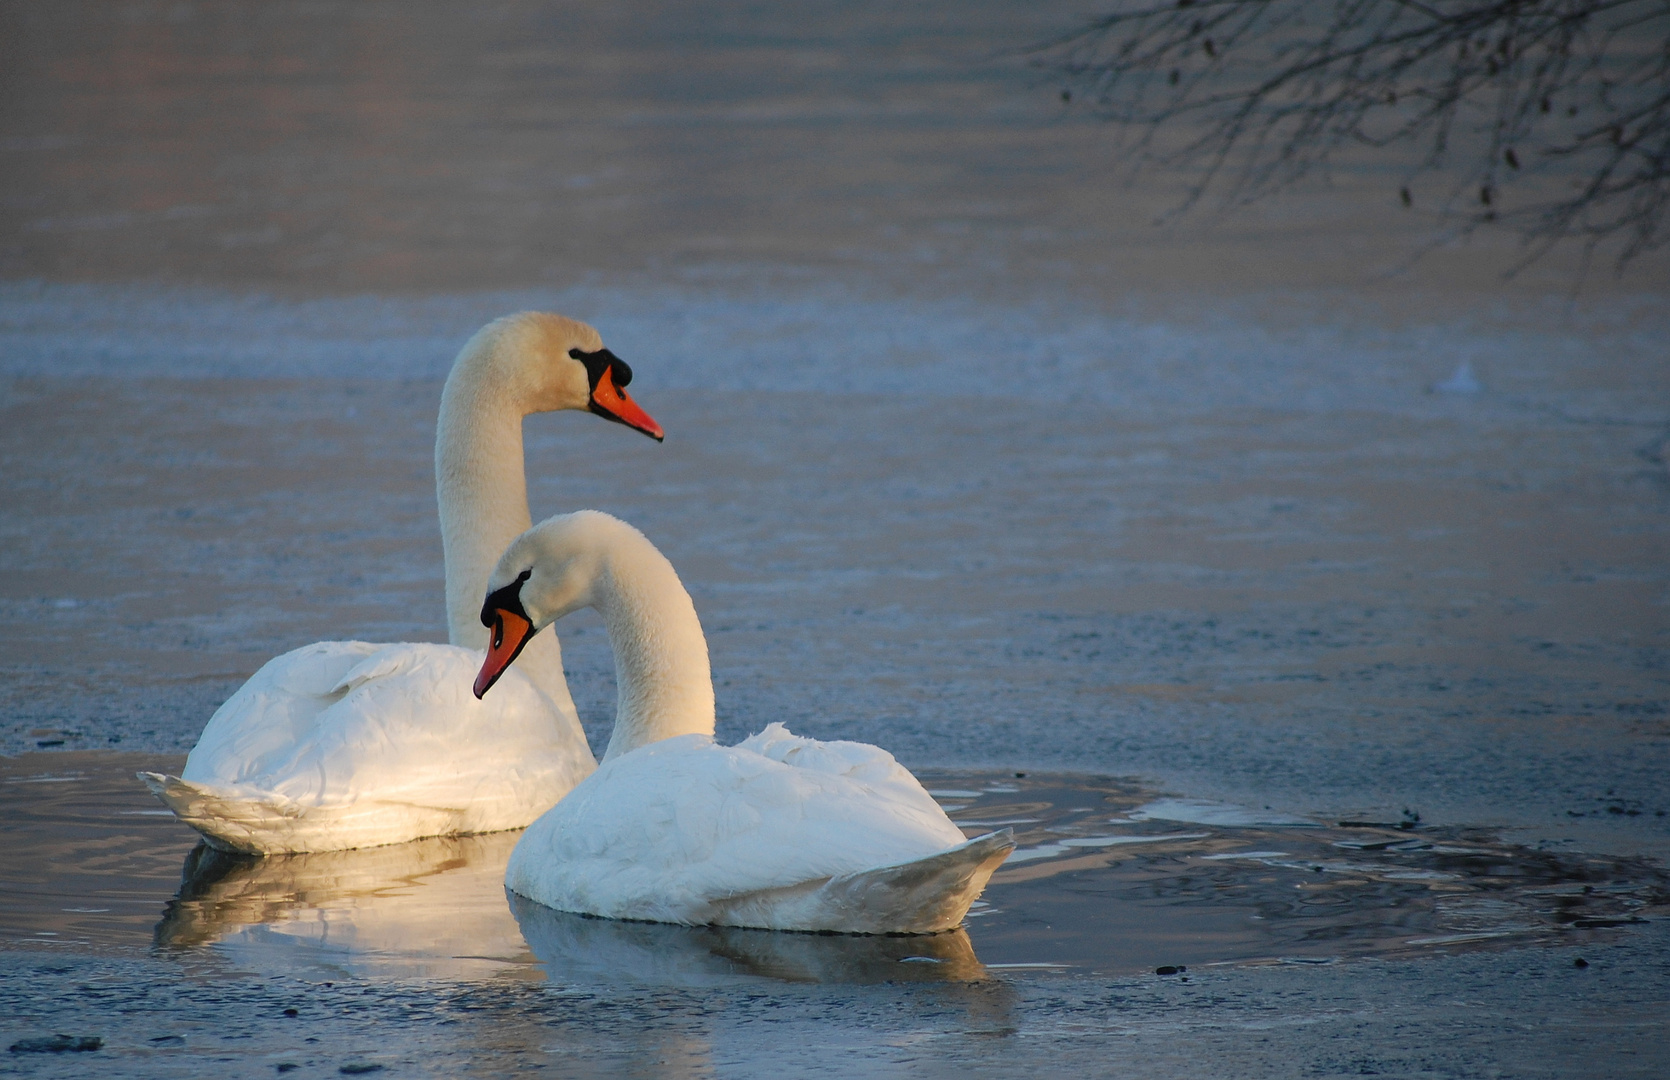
[480, 511, 1012, 933]
[143, 642, 589, 854]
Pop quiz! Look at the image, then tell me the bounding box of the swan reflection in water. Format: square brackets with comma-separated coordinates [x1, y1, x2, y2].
[155, 832, 534, 981]
[509, 892, 987, 986]
[154, 834, 990, 985]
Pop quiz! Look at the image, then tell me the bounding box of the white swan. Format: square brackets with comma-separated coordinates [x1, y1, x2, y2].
[141, 313, 663, 854]
[473, 511, 1014, 934]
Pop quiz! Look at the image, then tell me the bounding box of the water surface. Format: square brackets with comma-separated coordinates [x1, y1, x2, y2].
[6, 753, 1663, 988]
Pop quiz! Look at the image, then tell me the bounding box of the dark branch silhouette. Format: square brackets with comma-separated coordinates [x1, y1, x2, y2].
[1032, 0, 1670, 275]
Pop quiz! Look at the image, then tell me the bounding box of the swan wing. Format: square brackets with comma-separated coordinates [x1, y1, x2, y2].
[182, 641, 383, 786]
[156, 641, 594, 852]
[506, 729, 984, 930]
[735, 721, 950, 811]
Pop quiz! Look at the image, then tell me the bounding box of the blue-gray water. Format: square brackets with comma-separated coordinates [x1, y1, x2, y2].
[4, 277, 1665, 853]
[2, 1, 1667, 1076]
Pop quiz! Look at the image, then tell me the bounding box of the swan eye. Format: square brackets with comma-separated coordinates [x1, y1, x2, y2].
[566, 347, 628, 386]
[567, 346, 629, 392]
[517, 569, 531, 583]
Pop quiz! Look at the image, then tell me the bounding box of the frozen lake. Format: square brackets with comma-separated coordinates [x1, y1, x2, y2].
[4, 278, 1666, 856]
[1, 1, 1667, 1075]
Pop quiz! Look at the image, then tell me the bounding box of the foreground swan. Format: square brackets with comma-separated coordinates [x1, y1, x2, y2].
[142, 314, 663, 854]
[473, 511, 1014, 934]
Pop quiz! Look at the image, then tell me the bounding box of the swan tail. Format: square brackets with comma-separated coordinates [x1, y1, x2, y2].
[706, 829, 1016, 935]
[139, 772, 307, 855]
[819, 829, 1015, 934]
[140, 768, 573, 855]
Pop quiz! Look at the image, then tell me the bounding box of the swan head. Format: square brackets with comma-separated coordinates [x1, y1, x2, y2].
[473, 511, 635, 698]
[476, 312, 663, 441]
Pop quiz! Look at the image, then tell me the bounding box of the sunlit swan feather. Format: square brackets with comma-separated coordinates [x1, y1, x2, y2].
[142, 314, 663, 854]
[474, 511, 1013, 934]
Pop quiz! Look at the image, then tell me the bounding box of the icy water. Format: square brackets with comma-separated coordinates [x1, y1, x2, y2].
[4, 753, 1665, 983]
[2, 0, 1668, 1076]
[4, 348, 1666, 856]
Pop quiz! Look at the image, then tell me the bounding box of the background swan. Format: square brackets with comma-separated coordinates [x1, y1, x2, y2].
[474, 511, 1013, 934]
[142, 313, 663, 854]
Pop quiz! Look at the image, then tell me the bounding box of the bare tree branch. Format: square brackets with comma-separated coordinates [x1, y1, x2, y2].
[1032, 0, 1670, 276]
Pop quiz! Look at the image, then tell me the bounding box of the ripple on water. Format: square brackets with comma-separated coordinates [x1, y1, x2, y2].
[2, 753, 1665, 985]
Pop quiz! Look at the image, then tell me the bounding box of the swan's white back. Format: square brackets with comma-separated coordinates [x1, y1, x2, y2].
[147, 642, 591, 853]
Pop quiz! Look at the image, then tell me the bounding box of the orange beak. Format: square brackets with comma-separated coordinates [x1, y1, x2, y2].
[589, 365, 664, 441]
[474, 607, 537, 699]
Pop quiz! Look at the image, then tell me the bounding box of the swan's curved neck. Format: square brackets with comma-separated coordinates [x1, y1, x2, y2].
[590, 536, 717, 761]
[437, 350, 533, 652]
[435, 329, 580, 726]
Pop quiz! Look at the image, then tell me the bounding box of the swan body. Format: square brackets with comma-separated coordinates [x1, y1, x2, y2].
[506, 725, 1013, 933]
[143, 314, 663, 854]
[476, 511, 1013, 934]
[144, 643, 590, 854]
